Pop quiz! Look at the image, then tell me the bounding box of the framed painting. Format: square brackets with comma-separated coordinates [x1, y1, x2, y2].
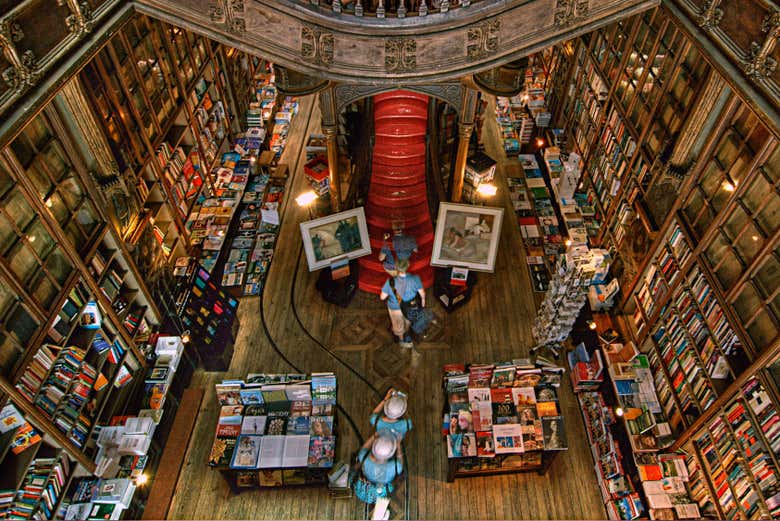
[431, 203, 504, 272]
[299, 207, 371, 271]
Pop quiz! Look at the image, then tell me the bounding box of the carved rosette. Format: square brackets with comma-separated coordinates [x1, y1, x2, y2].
[696, 0, 723, 30]
[385, 38, 416, 73]
[744, 10, 780, 81]
[467, 19, 500, 60]
[301, 25, 334, 66]
[554, 0, 589, 27]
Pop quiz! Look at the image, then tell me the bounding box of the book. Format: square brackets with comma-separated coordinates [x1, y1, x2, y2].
[286, 416, 310, 435]
[307, 436, 335, 467]
[536, 401, 558, 417]
[239, 387, 264, 406]
[491, 365, 516, 387]
[241, 416, 267, 435]
[230, 435, 262, 469]
[96, 478, 136, 507]
[0, 403, 24, 433]
[541, 416, 567, 450]
[216, 384, 242, 405]
[258, 469, 283, 487]
[281, 435, 310, 467]
[493, 424, 524, 453]
[209, 437, 236, 466]
[309, 416, 333, 437]
[447, 433, 477, 458]
[265, 416, 287, 436]
[257, 435, 284, 468]
[476, 431, 495, 457]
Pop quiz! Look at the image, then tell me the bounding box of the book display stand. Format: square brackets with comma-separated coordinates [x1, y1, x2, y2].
[316, 260, 359, 308]
[433, 267, 476, 313]
[207, 373, 337, 494]
[172, 261, 239, 371]
[441, 362, 567, 482]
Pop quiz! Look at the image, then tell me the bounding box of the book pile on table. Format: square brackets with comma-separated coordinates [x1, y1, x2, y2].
[506, 165, 549, 292]
[442, 362, 567, 468]
[60, 476, 138, 520]
[208, 373, 337, 487]
[635, 453, 702, 519]
[269, 97, 299, 159]
[187, 152, 253, 274]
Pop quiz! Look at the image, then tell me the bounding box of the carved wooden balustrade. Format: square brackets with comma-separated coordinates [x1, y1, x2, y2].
[301, 0, 487, 18]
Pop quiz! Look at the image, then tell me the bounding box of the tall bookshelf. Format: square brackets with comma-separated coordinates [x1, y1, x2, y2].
[551, 5, 780, 519]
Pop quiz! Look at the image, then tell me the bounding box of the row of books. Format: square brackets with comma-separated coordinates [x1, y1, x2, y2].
[577, 391, 645, 519]
[506, 170, 550, 292]
[209, 373, 337, 475]
[442, 362, 567, 460]
[5, 454, 70, 520]
[691, 376, 780, 519]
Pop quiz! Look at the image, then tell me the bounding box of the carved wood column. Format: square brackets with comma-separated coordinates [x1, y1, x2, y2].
[319, 86, 341, 212]
[451, 87, 479, 203]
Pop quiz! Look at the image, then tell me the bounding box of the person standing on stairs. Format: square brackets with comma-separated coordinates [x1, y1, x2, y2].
[379, 220, 418, 277]
[380, 259, 424, 349]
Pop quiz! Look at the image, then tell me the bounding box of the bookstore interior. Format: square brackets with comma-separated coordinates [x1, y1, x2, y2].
[0, 1, 778, 520]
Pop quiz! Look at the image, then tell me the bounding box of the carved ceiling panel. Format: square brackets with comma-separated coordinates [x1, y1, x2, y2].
[673, 0, 780, 120]
[134, 0, 657, 84]
[0, 0, 119, 115]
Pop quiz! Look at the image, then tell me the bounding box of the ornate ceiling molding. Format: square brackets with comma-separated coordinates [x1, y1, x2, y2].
[334, 83, 463, 114]
[133, 0, 658, 85]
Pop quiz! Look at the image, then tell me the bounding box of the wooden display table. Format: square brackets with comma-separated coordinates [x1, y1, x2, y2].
[442, 362, 568, 482]
[207, 373, 338, 494]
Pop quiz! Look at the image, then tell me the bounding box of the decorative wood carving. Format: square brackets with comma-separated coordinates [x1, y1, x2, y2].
[301, 25, 334, 66]
[209, 0, 246, 33]
[385, 38, 416, 72]
[333, 83, 463, 114]
[0, 19, 40, 95]
[696, 0, 722, 30]
[744, 10, 780, 81]
[554, 0, 590, 27]
[467, 19, 500, 60]
[58, 0, 94, 36]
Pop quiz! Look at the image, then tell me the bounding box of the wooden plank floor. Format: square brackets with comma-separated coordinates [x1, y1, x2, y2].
[167, 94, 606, 520]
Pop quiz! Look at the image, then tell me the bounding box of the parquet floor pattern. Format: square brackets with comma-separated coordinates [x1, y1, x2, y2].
[166, 95, 606, 520]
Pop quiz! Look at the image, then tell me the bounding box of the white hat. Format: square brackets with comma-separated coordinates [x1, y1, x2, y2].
[371, 433, 397, 461]
[384, 395, 408, 419]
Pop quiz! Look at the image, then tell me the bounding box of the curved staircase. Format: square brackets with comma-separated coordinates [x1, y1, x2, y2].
[358, 91, 435, 294]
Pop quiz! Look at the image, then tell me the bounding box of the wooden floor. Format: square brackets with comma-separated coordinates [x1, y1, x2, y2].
[167, 95, 607, 520]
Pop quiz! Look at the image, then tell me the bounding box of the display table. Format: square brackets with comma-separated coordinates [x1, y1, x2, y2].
[207, 373, 337, 494]
[433, 267, 476, 313]
[442, 362, 567, 482]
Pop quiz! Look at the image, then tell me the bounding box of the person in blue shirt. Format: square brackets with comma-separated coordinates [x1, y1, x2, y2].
[378, 221, 418, 276]
[357, 431, 403, 500]
[369, 388, 413, 442]
[379, 258, 424, 348]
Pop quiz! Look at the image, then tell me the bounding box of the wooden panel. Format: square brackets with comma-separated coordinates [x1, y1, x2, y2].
[717, 0, 768, 53]
[13, 0, 73, 61]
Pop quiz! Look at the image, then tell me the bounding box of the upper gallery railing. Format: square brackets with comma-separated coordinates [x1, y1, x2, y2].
[301, 0, 486, 17]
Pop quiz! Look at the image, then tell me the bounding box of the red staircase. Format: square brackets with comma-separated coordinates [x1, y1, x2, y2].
[359, 91, 435, 294]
